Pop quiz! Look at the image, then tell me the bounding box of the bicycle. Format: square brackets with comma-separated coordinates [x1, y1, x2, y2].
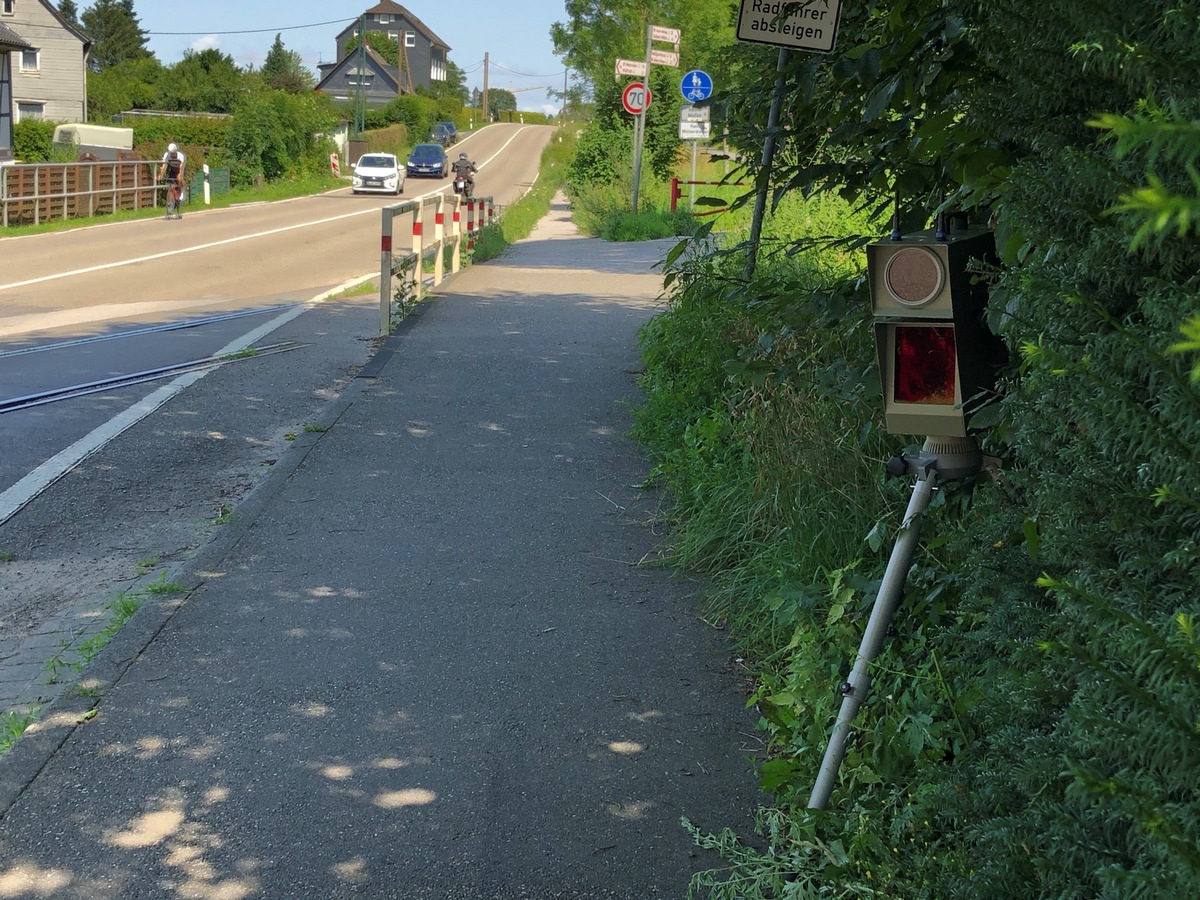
[159, 178, 184, 220]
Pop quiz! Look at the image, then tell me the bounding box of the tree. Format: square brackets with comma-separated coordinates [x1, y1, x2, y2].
[58, 0, 80, 28]
[87, 56, 165, 120]
[161, 48, 245, 114]
[425, 59, 468, 106]
[260, 33, 315, 94]
[81, 0, 152, 72]
[344, 31, 400, 68]
[485, 88, 516, 120]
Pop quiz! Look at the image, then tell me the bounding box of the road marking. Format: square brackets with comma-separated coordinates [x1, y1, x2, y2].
[0, 274, 374, 528]
[0, 124, 540, 525]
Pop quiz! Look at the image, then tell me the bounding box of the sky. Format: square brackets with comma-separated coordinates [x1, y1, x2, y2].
[132, 1, 571, 115]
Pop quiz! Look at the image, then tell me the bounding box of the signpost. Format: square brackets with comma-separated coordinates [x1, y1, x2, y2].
[629, 23, 681, 212]
[734, 0, 844, 278]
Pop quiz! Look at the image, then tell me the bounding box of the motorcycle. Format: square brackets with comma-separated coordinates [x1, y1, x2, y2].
[452, 170, 474, 199]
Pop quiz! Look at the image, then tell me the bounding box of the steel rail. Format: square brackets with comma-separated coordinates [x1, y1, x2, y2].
[0, 342, 302, 414]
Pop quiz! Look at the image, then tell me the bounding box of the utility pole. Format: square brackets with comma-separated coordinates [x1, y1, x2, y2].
[353, 15, 366, 140]
[482, 52, 489, 123]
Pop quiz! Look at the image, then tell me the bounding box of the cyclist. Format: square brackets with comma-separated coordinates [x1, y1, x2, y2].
[157, 143, 187, 218]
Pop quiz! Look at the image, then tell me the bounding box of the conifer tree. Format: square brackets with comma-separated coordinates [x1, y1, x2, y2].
[81, 0, 152, 72]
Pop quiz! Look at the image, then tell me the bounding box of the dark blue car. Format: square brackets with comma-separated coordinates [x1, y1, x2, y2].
[406, 143, 448, 178]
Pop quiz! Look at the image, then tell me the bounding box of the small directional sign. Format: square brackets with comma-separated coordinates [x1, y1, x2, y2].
[615, 58, 648, 77]
[680, 69, 713, 103]
[650, 48, 680, 67]
[679, 105, 711, 140]
[651, 25, 681, 44]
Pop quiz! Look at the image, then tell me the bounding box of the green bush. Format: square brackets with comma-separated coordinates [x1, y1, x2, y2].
[12, 120, 56, 162]
[620, 1, 1200, 897]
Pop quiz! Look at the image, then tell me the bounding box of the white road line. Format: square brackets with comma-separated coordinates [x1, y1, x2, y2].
[0, 273, 375, 528]
[0, 125, 537, 525]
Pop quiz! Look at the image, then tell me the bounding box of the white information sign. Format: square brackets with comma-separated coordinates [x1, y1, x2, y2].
[680, 105, 711, 123]
[615, 58, 648, 77]
[650, 49, 680, 67]
[651, 25, 682, 44]
[679, 121, 712, 141]
[735, 0, 842, 54]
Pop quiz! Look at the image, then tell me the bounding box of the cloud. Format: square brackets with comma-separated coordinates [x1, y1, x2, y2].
[189, 35, 220, 53]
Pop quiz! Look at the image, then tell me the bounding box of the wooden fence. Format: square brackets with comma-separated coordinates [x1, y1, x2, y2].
[0, 159, 163, 227]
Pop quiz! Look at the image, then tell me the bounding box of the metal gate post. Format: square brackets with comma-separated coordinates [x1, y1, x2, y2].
[379, 206, 394, 336]
[451, 195, 462, 275]
[411, 201, 424, 300]
[434, 193, 445, 285]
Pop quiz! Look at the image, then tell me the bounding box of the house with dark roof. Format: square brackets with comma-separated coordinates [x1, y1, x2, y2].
[315, 2, 450, 105]
[1, 0, 90, 129]
[0, 21, 33, 158]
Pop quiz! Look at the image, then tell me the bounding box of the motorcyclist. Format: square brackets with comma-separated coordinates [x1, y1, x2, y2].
[450, 152, 477, 196]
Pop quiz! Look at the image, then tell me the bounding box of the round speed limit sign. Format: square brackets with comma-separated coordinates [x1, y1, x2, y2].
[621, 82, 652, 115]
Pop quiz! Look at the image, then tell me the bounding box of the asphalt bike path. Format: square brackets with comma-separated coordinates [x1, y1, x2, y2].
[0, 198, 761, 897]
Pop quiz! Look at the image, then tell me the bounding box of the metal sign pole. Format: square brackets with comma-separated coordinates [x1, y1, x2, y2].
[807, 462, 938, 809]
[745, 47, 789, 282]
[632, 24, 653, 212]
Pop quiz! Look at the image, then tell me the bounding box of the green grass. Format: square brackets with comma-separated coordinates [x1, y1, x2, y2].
[470, 126, 579, 262]
[0, 710, 37, 753]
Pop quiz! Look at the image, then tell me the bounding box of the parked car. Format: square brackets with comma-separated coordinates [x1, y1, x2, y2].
[406, 143, 449, 178]
[429, 121, 458, 146]
[351, 153, 404, 195]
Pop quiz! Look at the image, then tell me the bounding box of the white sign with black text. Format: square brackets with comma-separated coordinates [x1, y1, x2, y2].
[735, 0, 842, 54]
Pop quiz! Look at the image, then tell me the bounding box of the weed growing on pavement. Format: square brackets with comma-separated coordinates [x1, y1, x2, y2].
[392, 258, 419, 323]
[302, 423, 328, 434]
[73, 593, 146, 668]
[0, 710, 37, 753]
[219, 348, 261, 361]
[145, 573, 186, 595]
[212, 503, 235, 525]
[0, 551, 14, 562]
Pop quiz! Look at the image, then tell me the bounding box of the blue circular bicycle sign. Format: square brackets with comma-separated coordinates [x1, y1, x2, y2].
[680, 69, 713, 103]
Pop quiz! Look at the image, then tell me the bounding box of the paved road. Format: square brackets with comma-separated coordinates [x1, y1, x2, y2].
[0, 198, 762, 897]
[0, 125, 555, 716]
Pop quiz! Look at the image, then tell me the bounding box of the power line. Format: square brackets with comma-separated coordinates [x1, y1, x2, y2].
[148, 18, 356, 37]
[490, 62, 566, 79]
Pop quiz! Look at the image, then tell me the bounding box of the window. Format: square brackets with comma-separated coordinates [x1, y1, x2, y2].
[1, 1, 14, 17]
[377, 13, 392, 24]
[19, 49, 38, 73]
[405, 32, 416, 48]
[17, 102, 44, 121]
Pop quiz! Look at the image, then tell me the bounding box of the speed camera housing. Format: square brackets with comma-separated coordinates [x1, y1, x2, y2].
[867, 226, 1000, 437]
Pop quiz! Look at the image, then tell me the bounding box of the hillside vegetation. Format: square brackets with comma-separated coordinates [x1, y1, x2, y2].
[555, 0, 1200, 896]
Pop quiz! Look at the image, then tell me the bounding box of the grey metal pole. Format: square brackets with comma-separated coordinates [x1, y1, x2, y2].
[807, 465, 939, 809]
[631, 24, 653, 212]
[745, 48, 790, 282]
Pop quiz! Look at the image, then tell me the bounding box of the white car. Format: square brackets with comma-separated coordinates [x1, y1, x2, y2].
[351, 153, 404, 195]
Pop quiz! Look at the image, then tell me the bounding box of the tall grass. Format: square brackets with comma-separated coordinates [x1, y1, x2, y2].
[469, 127, 578, 261]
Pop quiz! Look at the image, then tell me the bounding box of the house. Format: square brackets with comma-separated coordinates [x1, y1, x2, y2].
[0, 21, 32, 159]
[315, 1, 450, 104]
[1, 0, 89, 125]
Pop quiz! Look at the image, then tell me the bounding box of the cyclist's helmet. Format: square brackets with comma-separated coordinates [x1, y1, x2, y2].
[459, 152, 468, 160]
[168, 143, 178, 152]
